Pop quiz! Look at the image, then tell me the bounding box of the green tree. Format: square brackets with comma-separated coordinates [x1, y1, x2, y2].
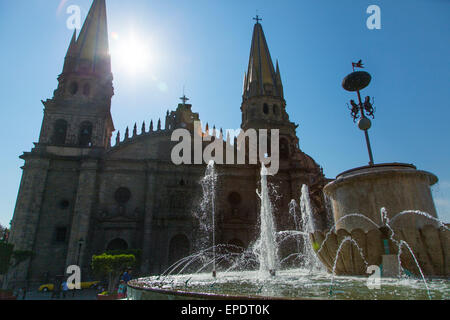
[0, 224, 7, 241]
[0, 242, 32, 276]
[0, 243, 14, 275]
[91, 253, 135, 294]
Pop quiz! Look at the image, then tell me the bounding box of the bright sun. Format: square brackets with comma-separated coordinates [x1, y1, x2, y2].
[111, 32, 152, 74]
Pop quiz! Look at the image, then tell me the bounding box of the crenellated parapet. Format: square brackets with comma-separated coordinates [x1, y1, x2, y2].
[111, 118, 171, 148]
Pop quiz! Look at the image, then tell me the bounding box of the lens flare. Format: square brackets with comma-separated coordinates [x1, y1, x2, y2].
[56, 0, 69, 16]
[110, 31, 152, 74]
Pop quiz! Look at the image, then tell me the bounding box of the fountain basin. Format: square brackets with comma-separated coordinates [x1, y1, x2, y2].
[127, 269, 449, 300]
[323, 163, 439, 232]
[319, 163, 448, 278]
[310, 224, 449, 277]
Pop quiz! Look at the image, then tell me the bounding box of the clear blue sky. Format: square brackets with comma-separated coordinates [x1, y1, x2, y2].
[0, 0, 449, 227]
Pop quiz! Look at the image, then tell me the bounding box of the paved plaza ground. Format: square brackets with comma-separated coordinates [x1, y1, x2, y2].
[16, 289, 103, 300]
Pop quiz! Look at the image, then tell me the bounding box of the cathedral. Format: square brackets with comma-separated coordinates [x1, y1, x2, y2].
[6, 0, 329, 288]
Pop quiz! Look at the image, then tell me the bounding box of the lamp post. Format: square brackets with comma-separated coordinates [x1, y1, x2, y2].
[342, 60, 376, 166]
[76, 238, 84, 266]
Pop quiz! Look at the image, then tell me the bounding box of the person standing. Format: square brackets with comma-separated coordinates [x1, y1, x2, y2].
[117, 280, 127, 299]
[121, 268, 132, 297]
[121, 268, 132, 283]
[62, 280, 69, 299]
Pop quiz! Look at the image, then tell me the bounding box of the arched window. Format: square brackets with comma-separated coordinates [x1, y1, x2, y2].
[69, 82, 78, 95]
[83, 83, 91, 96]
[106, 238, 128, 251]
[168, 234, 190, 268]
[52, 119, 68, 145]
[263, 103, 269, 115]
[78, 121, 93, 147]
[280, 138, 290, 160]
[273, 104, 279, 117]
[114, 187, 131, 204]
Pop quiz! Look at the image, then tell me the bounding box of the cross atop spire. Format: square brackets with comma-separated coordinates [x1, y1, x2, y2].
[180, 94, 189, 105]
[253, 14, 262, 24]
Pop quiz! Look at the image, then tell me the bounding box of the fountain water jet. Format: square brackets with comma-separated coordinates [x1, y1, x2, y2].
[195, 160, 218, 277]
[329, 236, 369, 296]
[288, 200, 302, 255]
[255, 164, 279, 276]
[299, 185, 326, 272]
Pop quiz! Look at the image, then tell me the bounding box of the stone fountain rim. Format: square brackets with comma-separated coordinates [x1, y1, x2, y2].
[127, 278, 326, 301]
[337, 163, 417, 177]
[323, 163, 438, 195]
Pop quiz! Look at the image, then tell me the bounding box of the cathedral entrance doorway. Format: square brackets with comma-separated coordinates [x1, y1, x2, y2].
[106, 238, 128, 251]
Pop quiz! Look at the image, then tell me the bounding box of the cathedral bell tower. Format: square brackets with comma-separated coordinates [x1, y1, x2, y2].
[39, 0, 114, 150]
[6, 0, 115, 289]
[241, 17, 299, 162]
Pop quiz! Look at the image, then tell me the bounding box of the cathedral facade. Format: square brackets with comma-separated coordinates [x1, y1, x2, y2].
[6, 0, 328, 288]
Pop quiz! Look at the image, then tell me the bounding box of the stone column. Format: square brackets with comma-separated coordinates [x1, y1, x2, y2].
[5, 157, 50, 289]
[65, 160, 98, 272]
[140, 162, 157, 274]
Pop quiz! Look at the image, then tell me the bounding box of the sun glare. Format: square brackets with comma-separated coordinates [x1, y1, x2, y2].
[111, 32, 152, 74]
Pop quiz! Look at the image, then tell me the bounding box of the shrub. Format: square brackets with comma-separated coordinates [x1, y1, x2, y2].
[105, 249, 141, 267]
[91, 253, 135, 294]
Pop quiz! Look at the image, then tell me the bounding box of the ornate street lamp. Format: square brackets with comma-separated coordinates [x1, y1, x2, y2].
[342, 60, 376, 166]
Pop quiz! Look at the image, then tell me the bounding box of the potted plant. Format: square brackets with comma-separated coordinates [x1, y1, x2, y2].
[91, 253, 135, 300]
[0, 289, 16, 300]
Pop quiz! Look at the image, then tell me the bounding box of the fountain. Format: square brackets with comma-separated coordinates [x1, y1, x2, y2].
[127, 166, 449, 300]
[310, 63, 450, 279]
[126, 64, 449, 300]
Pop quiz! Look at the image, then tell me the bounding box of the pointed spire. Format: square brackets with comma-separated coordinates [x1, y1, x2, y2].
[133, 123, 137, 137]
[150, 120, 154, 132]
[142, 121, 146, 134]
[157, 119, 161, 131]
[74, 0, 110, 74]
[115, 131, 120, 146]
[125, 127, 129, 139]
[275, 60, 280, 79]
[165, 111, 170, 130]
[62, 30, 78, 73]
[275, 60, 284, 98]
[243, 19, 282, 100]
[243, 72, 247, 96]
[66, 29, 78, 57]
